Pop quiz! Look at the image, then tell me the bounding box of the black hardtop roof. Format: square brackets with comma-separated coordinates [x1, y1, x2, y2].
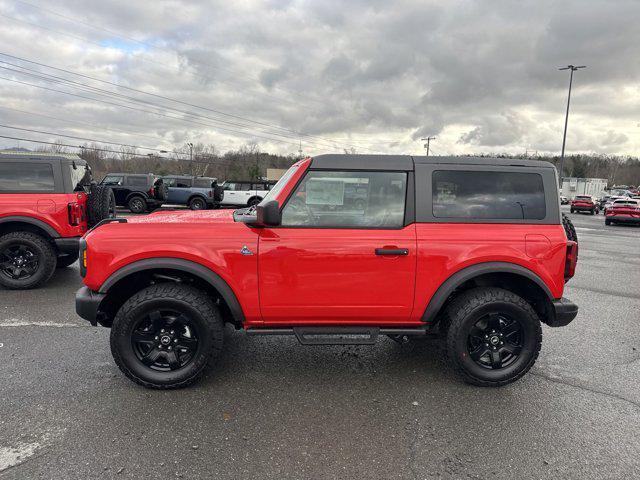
[310, 154, 556, 171]
[0, 152, 85, 163]
[163, 174, 216, 179]
[106, 172, 155, 177]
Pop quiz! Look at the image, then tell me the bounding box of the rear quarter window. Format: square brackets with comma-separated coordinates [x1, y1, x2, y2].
[127, 176, 149, 187]
[432, 170, 546, 220]
[0, 162, 55, 192]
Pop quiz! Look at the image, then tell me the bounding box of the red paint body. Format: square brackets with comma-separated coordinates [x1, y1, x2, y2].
[82, 159, 569, 328]
[0, 192, 88, 238]
[605, 202, 640, 223]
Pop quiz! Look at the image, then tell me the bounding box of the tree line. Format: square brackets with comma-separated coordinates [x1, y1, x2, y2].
[30, 140, 640, 187]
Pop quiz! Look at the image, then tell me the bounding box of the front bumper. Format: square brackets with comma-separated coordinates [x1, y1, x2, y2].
[53, 236, 80, 255]
[548, 297, 578, 327]
[75, 286, 106, 326]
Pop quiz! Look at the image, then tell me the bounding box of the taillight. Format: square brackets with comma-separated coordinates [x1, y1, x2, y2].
[564, 241, 578, 281]
[148, 187, 155, 197]
[208, 189, 213, 197]
[67, 202, 83, 226]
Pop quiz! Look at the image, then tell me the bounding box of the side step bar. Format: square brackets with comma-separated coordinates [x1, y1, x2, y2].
[246, 326, 429, 345]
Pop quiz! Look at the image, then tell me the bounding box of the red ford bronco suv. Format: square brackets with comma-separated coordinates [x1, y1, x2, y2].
[0, 152, 115, 289]
[76, 155, 579, 388]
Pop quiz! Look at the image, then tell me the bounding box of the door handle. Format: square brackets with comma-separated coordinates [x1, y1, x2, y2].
[375, 248, 409, 256]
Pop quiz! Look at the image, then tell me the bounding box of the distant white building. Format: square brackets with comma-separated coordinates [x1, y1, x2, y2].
[560, 177, 608, 199]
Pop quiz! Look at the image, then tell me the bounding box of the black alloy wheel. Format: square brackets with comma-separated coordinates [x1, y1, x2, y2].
[1, 243, 39, 280]
[467, 313, 523, 370]
[131, 309, 200, 371]
[189, 197, 206, 210]
[128, 196, 146, 214]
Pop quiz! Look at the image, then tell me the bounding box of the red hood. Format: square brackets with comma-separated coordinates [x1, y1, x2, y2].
[125, 208, 236, 225]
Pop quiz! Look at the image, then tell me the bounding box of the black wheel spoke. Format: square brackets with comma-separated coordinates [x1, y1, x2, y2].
[132, 330, 156, 345]
[502, 321, 520, 338]
[141, 349, 162, 366]
[175, 336, 197, 351]
[469, 345, 489, 361]
[490, 350, 502, 368]
[501, 342, 521, 355]
[165, 351, 180, 370]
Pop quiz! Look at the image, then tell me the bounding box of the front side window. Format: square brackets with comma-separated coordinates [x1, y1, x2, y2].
[281, 170, 407, 228]
[433, 170, 545, 220]
[0, 162, 55, 192]
[102, 175, 123, 186]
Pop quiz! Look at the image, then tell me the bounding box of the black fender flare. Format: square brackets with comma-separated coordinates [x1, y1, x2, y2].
[187, 194, 208, 205]
[421, 262, 554, 322]
[124, 192, 148, 204]
[0, 216, 60, 238]
[99, 257, 246, 325]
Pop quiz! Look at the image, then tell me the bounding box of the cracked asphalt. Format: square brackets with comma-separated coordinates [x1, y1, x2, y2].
[1, 206, 639, 479]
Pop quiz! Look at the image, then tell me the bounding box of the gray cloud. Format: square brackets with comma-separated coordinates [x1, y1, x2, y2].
[0, 0, 638, 156]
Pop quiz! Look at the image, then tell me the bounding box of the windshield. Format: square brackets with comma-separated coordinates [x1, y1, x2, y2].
[260, 164, 299, 203]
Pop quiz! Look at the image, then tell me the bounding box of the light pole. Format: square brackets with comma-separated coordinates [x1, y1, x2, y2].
[558, 65, 586, 186]
[421, 136, 436, 156]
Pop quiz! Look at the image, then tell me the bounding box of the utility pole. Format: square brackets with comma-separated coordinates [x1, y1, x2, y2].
[421, 136, 436, 156]
[298, 139, 303, 159]
[187, 142, 194, 174]
[558, 65, 586, 186]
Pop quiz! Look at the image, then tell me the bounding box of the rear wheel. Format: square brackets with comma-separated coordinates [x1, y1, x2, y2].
[189, 196, 206, 210]
[0, 232, 56, 289]
[570, 207, 574, 213]
[247, 197, 262, 207]
[110, 284, 224, 389]
[444, 287, 542, 387]
[127, 196, 146, 214]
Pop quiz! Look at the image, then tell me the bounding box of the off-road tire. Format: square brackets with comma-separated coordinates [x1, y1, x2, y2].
[110, 284, 224, 389]
[444, 287, 542, 387]
[87, 185, 116, 227]
[247, 196, 262, 207]
[562, 213, 578, 244]
[189, 196, 206, 210]
[570, 207, 574, 213]
[0, 232, 57, 289]
[127, 195, 146, 214]
[56, 252, 79, 268]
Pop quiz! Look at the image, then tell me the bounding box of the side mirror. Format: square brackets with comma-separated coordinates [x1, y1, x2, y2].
[255, 200, 281, 227]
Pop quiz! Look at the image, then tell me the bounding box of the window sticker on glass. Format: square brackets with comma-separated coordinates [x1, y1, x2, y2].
[306, 179, 345, 206]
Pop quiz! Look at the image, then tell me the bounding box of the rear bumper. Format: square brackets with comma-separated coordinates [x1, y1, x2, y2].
[548, 297, 578, 327]
[75, 286, 106, 326]
[53, 236, 80, 255]
[571, 205, 595, 211]
[606, 215, 640, 224]
[146, 198, 163, 208]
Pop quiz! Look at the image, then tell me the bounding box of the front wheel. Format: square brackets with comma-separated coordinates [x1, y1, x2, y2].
[0, 232, 57, 289]
[110, 284, 224, 389]
[444, 287, 542, 387]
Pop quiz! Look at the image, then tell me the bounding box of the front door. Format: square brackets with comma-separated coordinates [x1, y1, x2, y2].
[258, 169, 416, 325]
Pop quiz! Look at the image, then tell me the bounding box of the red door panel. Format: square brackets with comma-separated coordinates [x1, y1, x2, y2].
[258, 225, 417, 325]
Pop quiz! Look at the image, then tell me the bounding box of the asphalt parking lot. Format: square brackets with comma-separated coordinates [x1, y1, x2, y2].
[1, 207, 639, 479]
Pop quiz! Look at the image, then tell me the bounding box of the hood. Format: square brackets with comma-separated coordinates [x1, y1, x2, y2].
[125, 208, 236, 225]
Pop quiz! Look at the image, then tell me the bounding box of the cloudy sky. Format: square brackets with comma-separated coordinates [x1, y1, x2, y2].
[0, 0, 638, 157]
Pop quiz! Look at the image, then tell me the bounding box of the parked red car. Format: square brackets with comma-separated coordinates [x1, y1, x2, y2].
[570, 195, 599, 214]
[0, 152, 114, 289]
[76, 155, 579, 389]
[605, 199, 640, 226]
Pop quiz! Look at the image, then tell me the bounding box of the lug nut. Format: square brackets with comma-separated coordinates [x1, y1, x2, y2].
[485, 343, 489, 347]
[168, 346, 172, 350]
[160, 329, 165, 333]
[174, 339, 178, 343]
[500, 342, 504, 345]
[170, 330, 175, 335]
[155, 336, 159, 340]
